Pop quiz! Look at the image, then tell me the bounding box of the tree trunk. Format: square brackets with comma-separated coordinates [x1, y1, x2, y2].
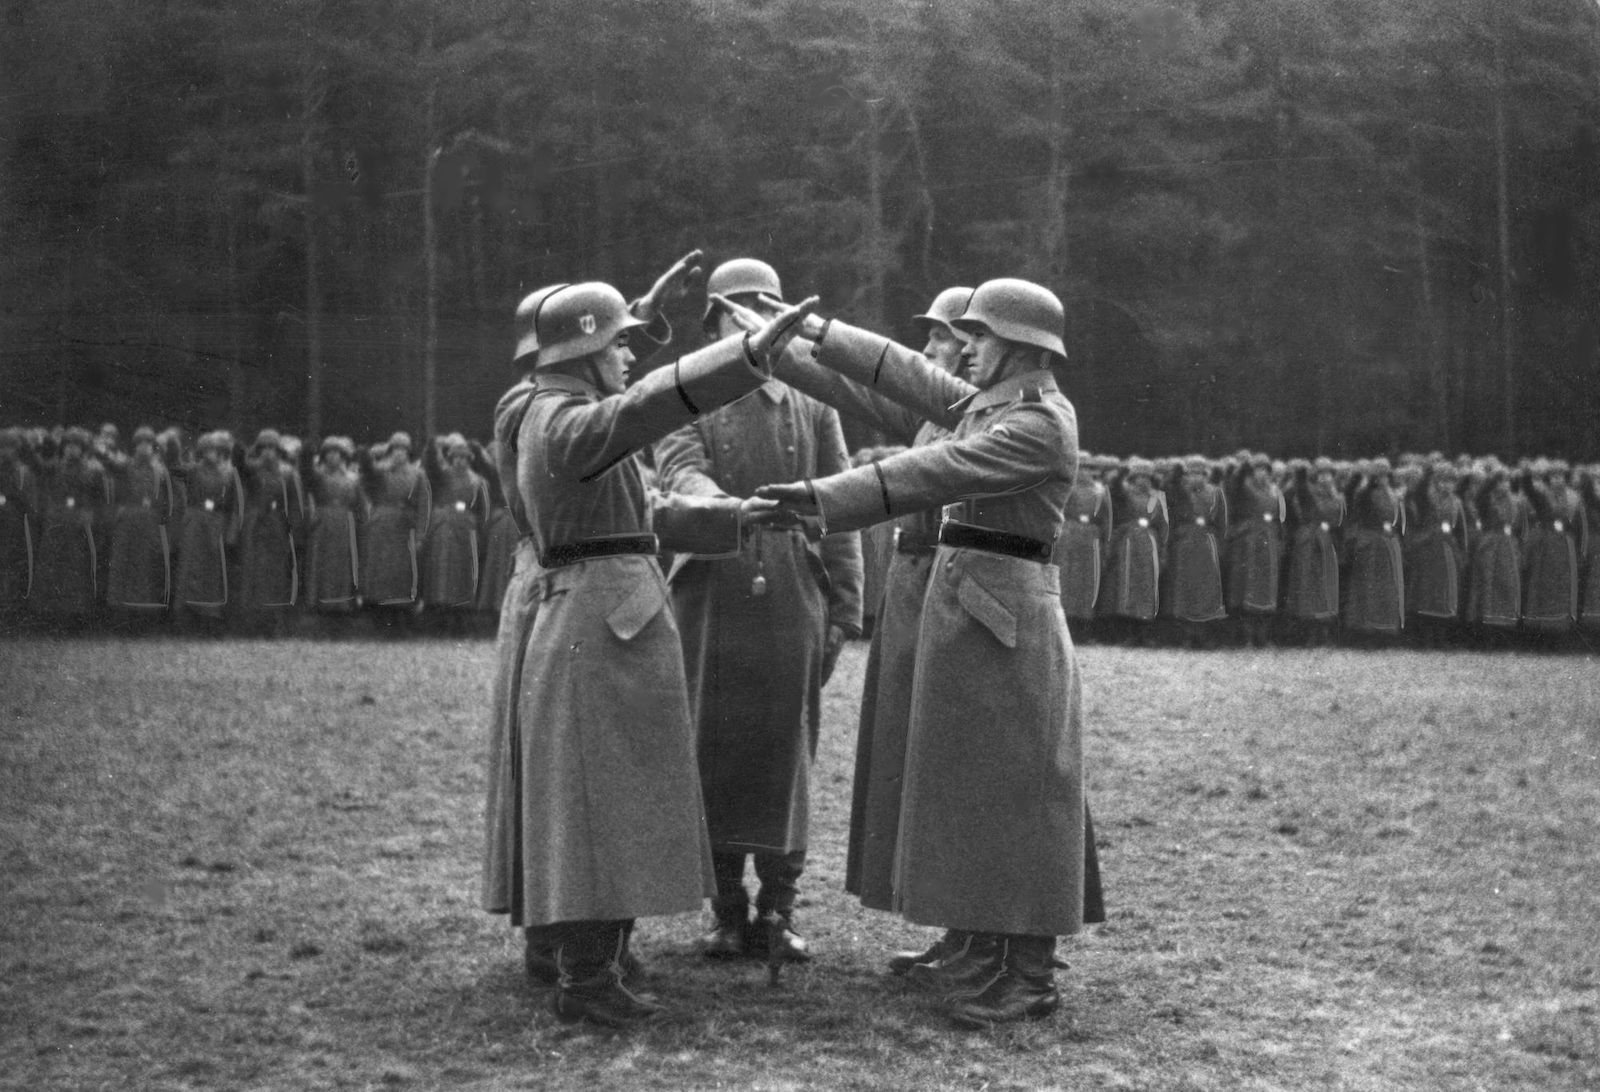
[300, 53, 325, 442]
[1492, 17, 1516, 453]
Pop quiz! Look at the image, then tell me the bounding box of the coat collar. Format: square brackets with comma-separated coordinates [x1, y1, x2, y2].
[533, 370, 599, 399]
[758, 378, 788, 404]
[950, 369, 1059, 416]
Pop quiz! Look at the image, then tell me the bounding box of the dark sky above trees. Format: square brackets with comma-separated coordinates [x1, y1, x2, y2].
[3, 0, 1598, 459]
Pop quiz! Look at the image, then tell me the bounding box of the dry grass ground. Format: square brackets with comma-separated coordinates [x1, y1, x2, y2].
[1, 635, 1597, 1091]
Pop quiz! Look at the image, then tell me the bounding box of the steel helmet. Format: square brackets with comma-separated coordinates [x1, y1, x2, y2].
[912, 286, 976, 340]
[702, 258, 784, 323]
[951, 278, 1067, 362]
[510, 283, 571, 368]
[535, 282, 646, 368]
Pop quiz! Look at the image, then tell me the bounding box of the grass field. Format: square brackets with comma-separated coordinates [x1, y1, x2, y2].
[2, 635, 1598, 1091]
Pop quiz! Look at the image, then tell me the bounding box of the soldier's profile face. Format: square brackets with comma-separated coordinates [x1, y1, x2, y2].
[591, 333, 634, 396]
[962, 325, 1009, 388]
[922, 325, 965, 376]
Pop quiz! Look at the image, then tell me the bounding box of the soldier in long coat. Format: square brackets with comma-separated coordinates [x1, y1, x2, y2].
[304, 436, 364, 613]
[1465, 463, 1525, 637]
[1342, 459, 1406, 638]
[1053, 453, 1113, 635]
[1520, 460, 1586, 634]
[359, 433, 431, 612]
[31, 427, 110, 621]
[495, 280, 813, 1028]
[482, 258, 704, 991]
[235, 430, 306, 622]
[761, 278, 1084, 1028]
[1224, 453, 1285, 646]
[1162, 456, 1228, 643]
[0, 429, 39, 614]
[1284, 457, 1345, 643]
[105, 426, 176, 615]
[654, 259, 863, 964]
[171, 432, 243, 621]
[1402, 460, 1468, 644]
[473, 440, 518, 619]
[1097, 457, 1168, 641]
[421, 433, 489, 615]
[1580, 466, 1600, 631]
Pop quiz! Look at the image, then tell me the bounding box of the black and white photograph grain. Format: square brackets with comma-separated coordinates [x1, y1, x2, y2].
[3, 1, 1598, 1089]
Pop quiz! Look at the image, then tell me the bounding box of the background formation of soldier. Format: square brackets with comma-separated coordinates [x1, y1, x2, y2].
[3, 421, 1595, 645]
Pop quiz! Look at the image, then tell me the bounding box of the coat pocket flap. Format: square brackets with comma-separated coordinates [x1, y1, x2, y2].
[606, 581, 666, 642]
[957, 572, 1018, 648]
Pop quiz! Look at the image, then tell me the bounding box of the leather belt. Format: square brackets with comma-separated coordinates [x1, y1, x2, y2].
[895, 529, 939, 555]
[539, 533, 659, 569]
[937, 521, 1052, 563]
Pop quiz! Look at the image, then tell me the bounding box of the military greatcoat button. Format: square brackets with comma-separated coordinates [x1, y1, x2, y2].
[1440, 522, 1450, 534]
[1502, 524, 1512, 535]
[1382, 521, 1393, 533]
[204, 499, 215, 511]
[66, 497, 76, 508]
[142, 498, 151, 507]
[0, 495, 7, 506]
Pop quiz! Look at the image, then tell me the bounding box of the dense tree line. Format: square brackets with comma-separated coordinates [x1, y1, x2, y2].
[4, 0, 1598, 458]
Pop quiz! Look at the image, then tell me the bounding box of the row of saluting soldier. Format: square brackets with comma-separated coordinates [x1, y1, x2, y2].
[0, 423, 518, 627]
[5, 420, 1596, 644]
[851, 447, 1600, 647]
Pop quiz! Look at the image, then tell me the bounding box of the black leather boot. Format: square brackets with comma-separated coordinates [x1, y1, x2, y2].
[887, 929, 968, 976]
[551, 923, 664, 1029]
[905, 932, 1003, 997]
[524, 927, 559, 987]
[948, 935, 1061, 1028]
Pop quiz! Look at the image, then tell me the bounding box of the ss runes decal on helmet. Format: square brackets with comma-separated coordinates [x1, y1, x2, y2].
[579, 313, 597, 334]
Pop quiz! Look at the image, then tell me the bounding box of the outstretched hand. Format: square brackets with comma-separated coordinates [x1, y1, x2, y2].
[754, 480, 820, 516]
[738, 495, 804, 530]
[637, 248, 705, 318]
[747, 296, 821, 361]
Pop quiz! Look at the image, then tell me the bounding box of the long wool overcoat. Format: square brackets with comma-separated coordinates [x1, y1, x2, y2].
[1285, 481, 1344, 621]
[774, 334, 948, 909]
[360, 457, 430, 607]
[422, 461, 488, 610]
[1224, 476, 1284, 615]
[173, 459, 242, 614]
[1098, 479, 1167, 622]
[1521, 483, 1585, 632]
[237, 457, 305, 611]
[305, 465, 363, 611]
[1466, 487, 1525, 628]
[492, 339, 775, 926]
[1054, 476, 1111, 623]
[799, 338, 1084, 937]
[1164, 479, 1227, 623]
[34, 456, 109, 616]
[106, 455, 175, 611]
[0, 456, 36, 607]
[1403, 489, 1467, 620]
[1343, 480, 1406, 634]
[655, 383, 863, 857]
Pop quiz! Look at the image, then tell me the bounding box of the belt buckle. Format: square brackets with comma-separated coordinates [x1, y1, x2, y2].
[1319, 521, 1330, 532]
[205, 499, 216, 511]
[455, 501, 467, 511]
[1137, 517, 1149, 528]
[1078, 514, 1089, 524]
[1196, 517, 1206, 527]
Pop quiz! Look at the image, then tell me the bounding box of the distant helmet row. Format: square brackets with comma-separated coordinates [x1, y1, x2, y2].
[510, 282, 644, 369]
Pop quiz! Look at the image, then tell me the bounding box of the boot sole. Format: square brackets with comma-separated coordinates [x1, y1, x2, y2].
[949, 996, 1061, 1030]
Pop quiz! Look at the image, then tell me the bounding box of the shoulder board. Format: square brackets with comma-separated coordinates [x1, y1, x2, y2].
[1022, 384, 1042, 403]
